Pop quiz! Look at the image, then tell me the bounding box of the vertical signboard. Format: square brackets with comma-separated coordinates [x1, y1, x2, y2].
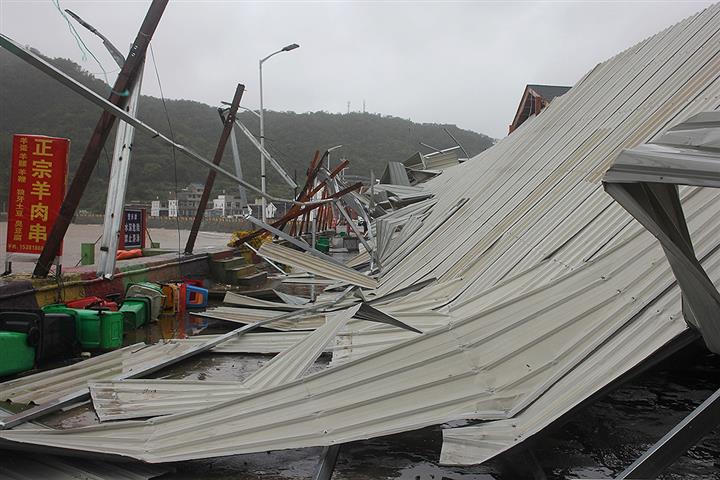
[6, 134, 69, 257]
[119, 208, 146, 249]
[150, 200, 160, 217]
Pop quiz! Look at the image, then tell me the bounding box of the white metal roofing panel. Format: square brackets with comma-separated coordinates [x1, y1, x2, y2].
[258, 242, 378, 289]
[222, 292, 306, 310]
[3, 198, 718, 461]
[0, 342, 200, 405]
[177, 332, 311, 354]
[194, 307, 327, 331]
[89, 307, 359, 421]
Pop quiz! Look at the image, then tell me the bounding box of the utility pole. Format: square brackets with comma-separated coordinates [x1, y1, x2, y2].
[184, 84, 244, 254]
[33, 0, 169, 277]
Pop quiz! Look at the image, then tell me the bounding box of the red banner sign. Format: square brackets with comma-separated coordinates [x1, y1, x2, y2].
[6, 134, 69, 256]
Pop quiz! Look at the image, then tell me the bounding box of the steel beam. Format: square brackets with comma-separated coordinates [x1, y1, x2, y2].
[312, 445, 341, 480]
[618, 386, 720, 479]
[97, 65, 144, 278]
[234, 119, 296, 188]
[232, 182, 362, 245]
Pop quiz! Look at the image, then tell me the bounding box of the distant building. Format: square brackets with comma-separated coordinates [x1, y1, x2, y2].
[509, 84, 571, 134]
[176, 183, 205, 217]
[209, 194, 246, 217]
[150, 185, 294, 220]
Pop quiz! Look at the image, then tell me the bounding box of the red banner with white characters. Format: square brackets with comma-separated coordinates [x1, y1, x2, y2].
[6, 134, 69, 256]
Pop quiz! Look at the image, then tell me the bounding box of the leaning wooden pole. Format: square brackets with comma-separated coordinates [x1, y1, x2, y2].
[184, 84, 244, 254]
[33, 0, 169, 277]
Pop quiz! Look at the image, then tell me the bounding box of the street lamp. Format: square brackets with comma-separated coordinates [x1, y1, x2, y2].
[327, 144, 343, 171]
[259, 43, 300, 222]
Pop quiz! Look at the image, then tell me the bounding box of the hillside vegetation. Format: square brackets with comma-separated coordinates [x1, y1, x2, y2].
[0, 48, 494, 212]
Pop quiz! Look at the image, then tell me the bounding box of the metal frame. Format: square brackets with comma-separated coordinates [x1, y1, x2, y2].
[618, 386, 720, 479]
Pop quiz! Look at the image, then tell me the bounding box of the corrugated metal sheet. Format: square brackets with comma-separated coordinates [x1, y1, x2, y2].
[260, 243, 377, 288]
[258, 242, 378, 289]
[222, 292, 306, 310]
[0, 342, 200, 405]
[0, 409, 169, 478]
[380, 161, 411, 186]
[3, 204, 718, 460]
[376, 5, 720, 297]
[180, 332, 311, 354]
[194, 306, 327, 331]
[89, 306, 359, 421]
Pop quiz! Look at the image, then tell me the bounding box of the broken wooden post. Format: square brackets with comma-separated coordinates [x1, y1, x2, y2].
[184, 84, 244, 254]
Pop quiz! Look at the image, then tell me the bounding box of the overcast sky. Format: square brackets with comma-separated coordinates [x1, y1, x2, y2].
[0, 0, 714, 138]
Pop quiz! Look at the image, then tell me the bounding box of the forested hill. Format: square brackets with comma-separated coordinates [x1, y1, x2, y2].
[0, 47, 494, 212]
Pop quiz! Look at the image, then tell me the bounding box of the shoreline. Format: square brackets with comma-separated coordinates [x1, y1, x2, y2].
[0, 212, 251, 234]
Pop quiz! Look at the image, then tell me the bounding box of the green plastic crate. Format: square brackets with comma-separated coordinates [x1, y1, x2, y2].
[42, 305, 123, 350]
[315, 237, 331, 253]
[0, 331, 35, 376]
[120, 298, 149, 329]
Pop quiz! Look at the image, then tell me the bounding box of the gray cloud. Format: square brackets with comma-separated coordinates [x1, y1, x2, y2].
[0, 0, 713, 138]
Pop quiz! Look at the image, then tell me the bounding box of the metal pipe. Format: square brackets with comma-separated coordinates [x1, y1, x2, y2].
[228, 123, 248, 208]
[617, 386, 720, 479]
[234, 119, 296, 188]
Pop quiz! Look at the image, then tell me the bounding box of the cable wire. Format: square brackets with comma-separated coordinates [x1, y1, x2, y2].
[149, 43, 182, 265]
[52, 0, 110, 85]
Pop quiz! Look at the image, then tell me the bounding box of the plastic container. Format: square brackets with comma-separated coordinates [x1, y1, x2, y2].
[66, 296, 119, 311]
[0, 310, 41, 346]
[126, 282, 163, 294]
[315, 237, 331, 253]
[37, 313, 79, 364]
[120, 297, 150, 329]
[161, 284, 179, 312]
[126, 284, 164, 321]
[0, 332, 35, 376]
[185, 285, 208, 309]
[42, 305, 123, 350]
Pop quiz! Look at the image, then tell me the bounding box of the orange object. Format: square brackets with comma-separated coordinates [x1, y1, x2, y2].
[116, 248, 142, 260]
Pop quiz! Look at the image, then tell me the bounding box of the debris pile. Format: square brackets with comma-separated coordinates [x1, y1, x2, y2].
[1, 3, 719, 476]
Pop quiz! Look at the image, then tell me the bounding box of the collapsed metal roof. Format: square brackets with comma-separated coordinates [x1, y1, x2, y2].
[0, 2, 719, 469]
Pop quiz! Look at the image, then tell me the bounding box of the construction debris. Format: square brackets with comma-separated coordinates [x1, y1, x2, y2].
[0, 3, 719, 476]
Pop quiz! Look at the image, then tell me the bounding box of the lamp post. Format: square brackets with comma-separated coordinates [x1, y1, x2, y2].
[327, 144, 343, 171]
[259, 42, 299, 222]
